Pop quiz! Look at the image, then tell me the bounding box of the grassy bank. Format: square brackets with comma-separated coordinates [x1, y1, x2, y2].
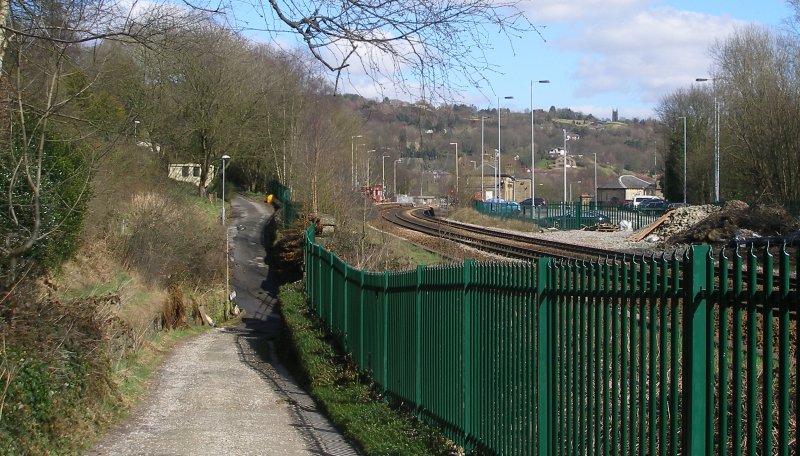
[278, 282, 456, 455]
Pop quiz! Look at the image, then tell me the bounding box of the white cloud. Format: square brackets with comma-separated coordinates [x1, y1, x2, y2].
[555, 7, 745, 105]
[523, 0, 655, 23]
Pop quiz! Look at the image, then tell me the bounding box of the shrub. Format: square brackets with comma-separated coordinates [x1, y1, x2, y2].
[108, 190, 224, 287]
[0, 124, 91, 289]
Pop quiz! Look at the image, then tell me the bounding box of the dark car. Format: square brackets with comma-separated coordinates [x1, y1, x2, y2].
[639, 200, 670, 210]
[541, 210, 610, 229]
[520, 197, 546, 207]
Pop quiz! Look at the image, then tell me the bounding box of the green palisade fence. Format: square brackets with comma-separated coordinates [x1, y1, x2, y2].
[303, 225, 799, 455]
[266, 180, 298, 226]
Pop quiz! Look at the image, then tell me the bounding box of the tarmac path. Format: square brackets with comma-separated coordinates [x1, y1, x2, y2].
[88, 195, 359, 456]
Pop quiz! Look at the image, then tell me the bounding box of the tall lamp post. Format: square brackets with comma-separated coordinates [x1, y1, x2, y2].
[351, 135, 362, 188]
[696, 77, 719, 202]
[593, 152, 598, 206]
[498, 96, 513, 200]
[220, 154, 231, 314]
[381, 154, 390, 190]
[679, 116, 688, 204]
[365, 149, 376, 187]
[221, 154, 230, 222]
[449, 142, 459, 194]
[393, 159, 402, 196]
[531, 80, 549, 202]
[562, 129, 569, 203]
[133, 120, 140, 138]
[480, 116, 487, 199]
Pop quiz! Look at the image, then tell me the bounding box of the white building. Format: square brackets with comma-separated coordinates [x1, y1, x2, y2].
[168, 163, 216, 188]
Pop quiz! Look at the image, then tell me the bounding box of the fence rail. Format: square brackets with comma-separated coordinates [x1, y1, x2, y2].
[303, 225, 799, 455]
[472, 200, 669, 230]
[473, 200, 800, 231]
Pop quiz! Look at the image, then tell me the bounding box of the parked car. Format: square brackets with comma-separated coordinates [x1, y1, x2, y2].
[639, 200, 670, 210]
[632, 195, 661, 208]
[541, 210, 610, 228]
[520, 197, 546, 207]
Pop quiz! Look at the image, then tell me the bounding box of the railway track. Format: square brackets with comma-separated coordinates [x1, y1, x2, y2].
[381, 206, 634, 261]
[380, 205, 799, 296]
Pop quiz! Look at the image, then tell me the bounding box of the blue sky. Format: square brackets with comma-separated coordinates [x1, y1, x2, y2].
[332, 0, 796, 120]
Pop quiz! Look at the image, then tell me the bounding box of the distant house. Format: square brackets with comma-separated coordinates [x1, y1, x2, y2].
[168, 163, 216, 188]
[597, 174, 662, 204]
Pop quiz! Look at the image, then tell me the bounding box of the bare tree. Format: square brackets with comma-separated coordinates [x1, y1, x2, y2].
[655, 87, 715, 204]
[711, 25, 800, 203]
[183, 0, 539, 100]
[0, 0, 185, 289]
[144, 23, 257, 196]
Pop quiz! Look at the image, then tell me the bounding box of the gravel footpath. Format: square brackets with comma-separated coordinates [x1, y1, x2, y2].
[88, 196, 359, 456]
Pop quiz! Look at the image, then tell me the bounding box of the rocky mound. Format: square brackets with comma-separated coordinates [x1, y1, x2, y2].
[657, 201, 800, 246]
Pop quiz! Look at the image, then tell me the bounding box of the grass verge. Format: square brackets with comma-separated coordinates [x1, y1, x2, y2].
[366, 226, 445, 267]
[448, 207, 541, 233]
[277, 282, 456, 455]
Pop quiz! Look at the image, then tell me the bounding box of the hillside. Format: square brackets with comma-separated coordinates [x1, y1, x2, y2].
[340, 95, 661, 202]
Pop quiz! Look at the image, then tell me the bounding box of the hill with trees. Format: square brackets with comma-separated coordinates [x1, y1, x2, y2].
[340, 95, 661, 203]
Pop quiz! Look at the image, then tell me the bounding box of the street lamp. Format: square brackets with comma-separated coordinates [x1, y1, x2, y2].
[593, 152, 598, 206]
[531, 80, 549, 203]
[696, 77, 719, 202]
[393, 159, 402, 196]
[220, 154, 231, 316]
[449, 142, 459, 194]
[678, 116, 688, 204]
[563, 129, 569, 203]
[221, 154, 231, 223]
[356, 143, 366, 187]
[498, 95, 513, 200]
[480, 116, 487, 199]
[133, 120, 140, 138]
[381, 154, 390, 190]
[365, 149, 376, 187]
[351, 135, 362, 188]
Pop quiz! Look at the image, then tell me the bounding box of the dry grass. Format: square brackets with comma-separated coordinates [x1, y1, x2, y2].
[0, 147, 229, 454]
[448, 207, 542, 233]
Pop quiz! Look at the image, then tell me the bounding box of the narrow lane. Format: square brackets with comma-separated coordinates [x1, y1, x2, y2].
[88, 195, 359, 455]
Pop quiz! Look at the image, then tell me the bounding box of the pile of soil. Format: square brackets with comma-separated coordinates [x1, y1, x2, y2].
[663, 200, 800, 246]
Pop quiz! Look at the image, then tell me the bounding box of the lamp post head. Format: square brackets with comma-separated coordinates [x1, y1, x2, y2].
[695, 78, 709, 82]
[352, 134, 363, 139]
[538, 80, 550, 84]
[221, 154, 231, 160]
[504, 96, 514, 99]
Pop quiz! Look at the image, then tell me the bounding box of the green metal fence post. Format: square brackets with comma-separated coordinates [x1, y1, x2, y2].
[383, 271, 389, 394]
[359, 270, 366, 369]
[416, 265, 424, 412]
[463, 259, 474, 447]
[343, 264, 349, 351]
[537, 256, 553, 456]
[304, 226, 312, 303]
[315, 244, 323, 316]
[682, 245, 710, 454]
[329, 250, 335, 326]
